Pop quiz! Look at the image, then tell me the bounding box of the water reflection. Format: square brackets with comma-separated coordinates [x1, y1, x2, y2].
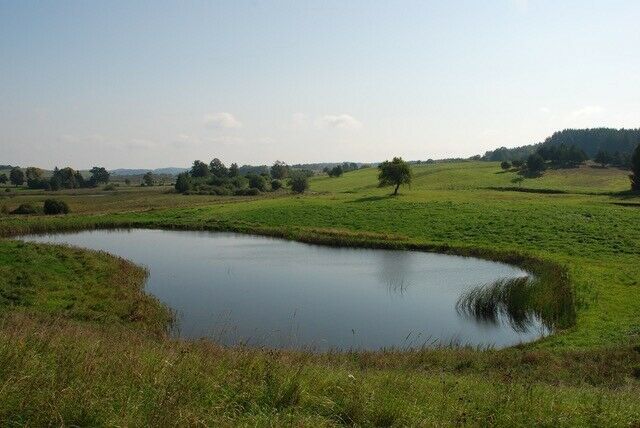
[20, 229, 563, 350]
[456, 276, 575, 334]
[378, 251, 412, 295]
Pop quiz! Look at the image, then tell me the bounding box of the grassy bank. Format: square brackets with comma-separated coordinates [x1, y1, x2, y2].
[1, 161, 639, 425]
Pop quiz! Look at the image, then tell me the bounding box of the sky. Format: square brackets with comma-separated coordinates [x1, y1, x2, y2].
[1, 0, 639, 169]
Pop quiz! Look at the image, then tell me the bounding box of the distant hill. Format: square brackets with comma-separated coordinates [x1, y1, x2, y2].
[483, 128, 640, 161]
[110, 167, 188, 176]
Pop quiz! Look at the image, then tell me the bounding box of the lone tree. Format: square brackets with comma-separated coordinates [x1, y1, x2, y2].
[500, 161, 512, 170]
[0, 173, 7, 184]
[377, 157, 412, 195]
[143, 171, 155, 186]
[631, 143, 640, 191]
[9, 167, 24, 187]
[288, 172, 309, 194]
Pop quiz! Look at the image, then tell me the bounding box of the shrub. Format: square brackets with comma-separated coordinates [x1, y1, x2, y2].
[512, 159, 524, 168]
[271, 179, 283, 190]
[175, 172, 191, 193]
[11, 203, 38, 215]
[103, 183, 117, 191]
[247, 174, 267, 191]
[43, 199, 70, 215]
[288, 172, 309, 194]
[500, 161, 511, 170]
[526, 153, 546, 175]
[234, 187, 260, 196]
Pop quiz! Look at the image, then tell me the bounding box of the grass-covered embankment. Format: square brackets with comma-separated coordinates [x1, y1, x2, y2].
[1, 161, 639, 425]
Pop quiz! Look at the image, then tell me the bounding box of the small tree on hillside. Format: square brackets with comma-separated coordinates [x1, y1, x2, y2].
[377, 157, 412, 195]
[143, 171, 155, 186]
[630, 144, 640, 191]
[500, 161, 511, 170]
[288, 172, 309, 194]
[512, 159, 524, 169]
[0, 173, 7, 185]
[9, 167, 24, 187]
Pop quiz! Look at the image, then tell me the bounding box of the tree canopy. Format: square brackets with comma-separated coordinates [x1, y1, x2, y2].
[288, 172, 309, 194]
[377, 157, 412, 195]
[209, 158, 228, 178]
[9, 167, 24, 186]
[190, 160, 210, 178]
[89, 167, 110, 186]
[270, 161, 289, 179]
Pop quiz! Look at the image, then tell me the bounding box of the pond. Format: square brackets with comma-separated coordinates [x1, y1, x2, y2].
[21, 229, 550, 350]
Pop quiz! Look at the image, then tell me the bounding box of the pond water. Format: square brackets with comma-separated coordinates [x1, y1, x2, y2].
[21, 229, 549, 350]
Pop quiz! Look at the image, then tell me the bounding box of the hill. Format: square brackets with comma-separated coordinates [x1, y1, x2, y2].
[483, 127, 640, 161]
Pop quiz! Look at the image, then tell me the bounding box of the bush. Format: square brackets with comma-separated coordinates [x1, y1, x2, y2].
[234, 187, 260, 196]
[288, 172, 309, 194]
[11, 203, 38, 215]
[43, 199, 70, 215]
[271, 179, 283, 190]
[103, 183, 117, 191]
[247, 174, 267, 191]
[500, 161, 511, 170]
[175, 173, 191, 193]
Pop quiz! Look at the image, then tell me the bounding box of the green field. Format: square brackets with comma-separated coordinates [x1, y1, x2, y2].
[1, 161, 639, 425]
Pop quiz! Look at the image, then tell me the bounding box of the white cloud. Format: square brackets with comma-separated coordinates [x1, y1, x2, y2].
[204, 112, 242, 129]
[539, 107, 551, 114]
[567, 105, 604, 121]
[317, 114, 363, 130]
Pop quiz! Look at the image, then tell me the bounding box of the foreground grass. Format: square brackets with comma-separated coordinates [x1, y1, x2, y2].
[2, 314, 639, 426]
[1, 161, 639, 425]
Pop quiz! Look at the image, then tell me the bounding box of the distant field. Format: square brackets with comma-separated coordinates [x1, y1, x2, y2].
[0, 161, 639, 425]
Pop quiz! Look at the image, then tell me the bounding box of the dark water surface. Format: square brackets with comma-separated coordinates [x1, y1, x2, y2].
[21, 229, 548, 350]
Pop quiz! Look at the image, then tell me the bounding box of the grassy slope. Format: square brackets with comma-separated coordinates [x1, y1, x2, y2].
[0, 161, 639, 425]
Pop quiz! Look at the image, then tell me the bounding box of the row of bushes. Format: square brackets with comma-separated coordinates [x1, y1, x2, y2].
[3, 199, 70, 216]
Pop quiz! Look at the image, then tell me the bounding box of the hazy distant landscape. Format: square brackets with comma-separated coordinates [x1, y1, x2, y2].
[2, 1, 640, 426]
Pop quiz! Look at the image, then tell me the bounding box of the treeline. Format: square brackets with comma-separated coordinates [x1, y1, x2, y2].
[323, 162, 360, 177]
[175, 159, 310, 195]
[483, 128, 640, 162]
[1, 166, 112, 190]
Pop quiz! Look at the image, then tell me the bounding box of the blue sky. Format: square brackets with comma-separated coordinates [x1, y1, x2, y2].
[1, 0, 639, 168]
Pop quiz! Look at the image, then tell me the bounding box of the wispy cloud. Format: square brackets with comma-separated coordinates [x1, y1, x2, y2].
[567, 105, 604, 121]
[317, 114, 363, 130]
[204, 112, 242, 129]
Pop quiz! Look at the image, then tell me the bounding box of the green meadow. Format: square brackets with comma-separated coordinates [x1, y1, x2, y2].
[1, 161, 639, 426]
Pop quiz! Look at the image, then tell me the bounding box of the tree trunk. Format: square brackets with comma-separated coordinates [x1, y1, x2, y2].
[393, 183, 400, 195]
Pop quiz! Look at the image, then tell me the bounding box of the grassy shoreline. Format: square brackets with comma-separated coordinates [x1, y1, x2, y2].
[1, 161, 639, 425]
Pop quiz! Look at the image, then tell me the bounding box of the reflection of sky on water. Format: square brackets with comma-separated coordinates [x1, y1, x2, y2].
[21, 229, 548, 351]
